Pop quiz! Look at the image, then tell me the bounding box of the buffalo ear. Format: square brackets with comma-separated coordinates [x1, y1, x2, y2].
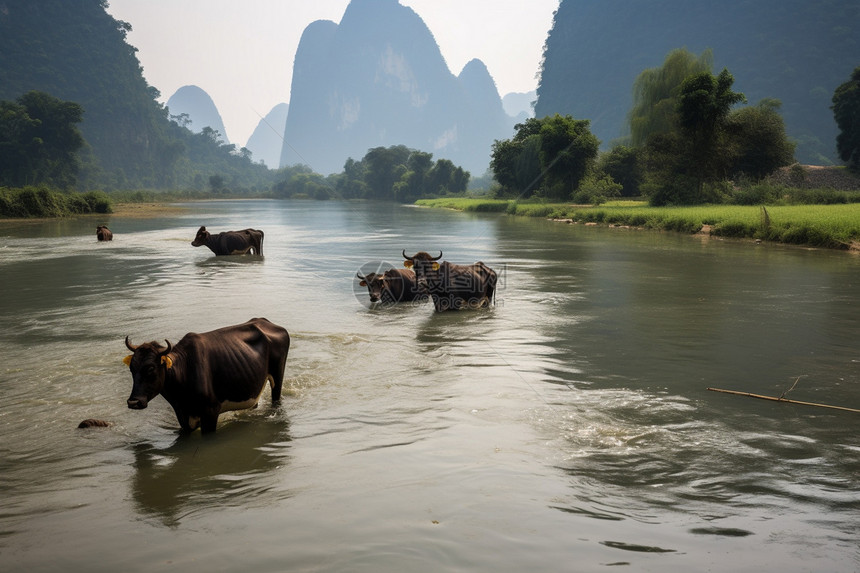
[161, 355, 173, 370]
[359, 280, 367, 287]
[123, 355, 132, 366]
[432, 262, 440, 271]
[403, 260, 413, 268]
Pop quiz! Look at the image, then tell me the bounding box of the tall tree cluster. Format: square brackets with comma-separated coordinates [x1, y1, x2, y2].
[625, 49, 795, 204]
[490, 115, 600, 200]
[0, 91, 84, 189]
[273, 145, 470, 202]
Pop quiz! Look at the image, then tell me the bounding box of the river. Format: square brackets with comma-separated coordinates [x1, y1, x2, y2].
[0, 200, 858, 572]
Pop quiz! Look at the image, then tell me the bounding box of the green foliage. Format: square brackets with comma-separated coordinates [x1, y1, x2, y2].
[628, 48, 713, 146]
[490, 115, 599, 200]
[596, 145, 643, 196]
[726, 99, 796, 180]
[0, 91, 84, 188]
[0, 186, 113, 217]
[539, 114, 601, 200]
[572, 174, 622, 205]
[832, 66, 860, 170]
[634, 58, 795, 205]
[277, 145, 469, 202]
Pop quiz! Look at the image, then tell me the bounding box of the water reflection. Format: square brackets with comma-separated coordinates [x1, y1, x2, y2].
[130, 416, 292, 526]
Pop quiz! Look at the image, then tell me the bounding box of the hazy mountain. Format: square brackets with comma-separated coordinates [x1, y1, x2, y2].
[166, 85, 230, 144]
[502, 91, 536, 122]
[535, 0, 860, 165]
[245, 103, 289, 168]
[280, 0, 513, 175]
[0, 0, 272, 190]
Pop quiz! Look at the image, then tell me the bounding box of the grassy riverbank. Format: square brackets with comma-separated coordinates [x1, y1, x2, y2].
[415, 198, 860, 250]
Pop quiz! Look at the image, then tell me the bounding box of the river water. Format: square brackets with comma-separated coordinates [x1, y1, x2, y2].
[0, 200, 858, 572]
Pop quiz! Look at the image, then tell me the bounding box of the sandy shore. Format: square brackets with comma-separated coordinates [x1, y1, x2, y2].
[110, 202, 187, 217]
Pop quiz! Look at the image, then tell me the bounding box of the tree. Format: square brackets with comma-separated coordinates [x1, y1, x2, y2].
[832, 66, 860, 171]
[675, 69, 746, 199]
[0, 91, 84, 188]
[538, 114, 600, 200]
[364, 145, 411, 200]
[628, 49, 713, 146]
[490, 118, 544, 196]
[727, 98, 795, 180]
[597, 145, 642, 197]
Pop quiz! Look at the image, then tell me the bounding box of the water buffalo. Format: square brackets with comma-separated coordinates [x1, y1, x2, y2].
[96, 225, 112, 241]
[402, 250, 497, 311]
[191, 226, 264, 256]
[356, 268, 422, 305]
[78, 418, 112, 428]
[123, 317, 290, 433]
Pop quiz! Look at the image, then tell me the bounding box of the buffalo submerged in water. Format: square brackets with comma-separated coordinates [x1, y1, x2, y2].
[191, 226, 264, 256]
[402, 250, 497, 311]
[123, 317, 290, 433]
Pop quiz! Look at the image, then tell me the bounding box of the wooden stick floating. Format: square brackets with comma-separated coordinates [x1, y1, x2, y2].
[707, 387, 860, 414]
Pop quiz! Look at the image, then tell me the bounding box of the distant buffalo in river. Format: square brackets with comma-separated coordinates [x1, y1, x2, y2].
[96, 225, 112, 241]
[191, 226, 264, 256]
[78, 418, 112, 428]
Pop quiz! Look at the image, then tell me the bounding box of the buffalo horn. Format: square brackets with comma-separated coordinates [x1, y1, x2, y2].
[125, 336, 137, 351]
[431, 251, 443, 261]
[160, 340, 172, 357]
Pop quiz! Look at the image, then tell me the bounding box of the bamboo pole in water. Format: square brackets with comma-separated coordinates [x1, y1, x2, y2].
[706, 387, 860, 414]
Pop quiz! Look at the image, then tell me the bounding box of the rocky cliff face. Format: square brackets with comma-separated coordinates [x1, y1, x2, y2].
[166, 85, 230, 144]
[280, 0, 513, 175]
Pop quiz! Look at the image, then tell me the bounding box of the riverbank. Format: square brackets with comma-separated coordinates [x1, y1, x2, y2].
[415, 198, 860, 250]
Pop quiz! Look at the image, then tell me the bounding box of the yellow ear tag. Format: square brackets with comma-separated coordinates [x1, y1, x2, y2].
[161, 355, 173, 370]
[432, 262, 440, 271]
[123, 355, 133, 366]
[404, 260, 413, 268]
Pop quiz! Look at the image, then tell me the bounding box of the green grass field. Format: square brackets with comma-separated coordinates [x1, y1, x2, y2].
[415, 198, 860, 249]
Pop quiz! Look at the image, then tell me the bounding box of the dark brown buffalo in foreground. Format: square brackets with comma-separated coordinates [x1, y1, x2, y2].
[356, 268, 422, 305]
[123, 317, 290, 433]
[191, 226, 264, 256]
[96, 226, 112, 241]
[402, 250, 497, 312]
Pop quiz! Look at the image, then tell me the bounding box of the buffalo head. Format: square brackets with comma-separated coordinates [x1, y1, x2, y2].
[403, 250, 442, 293]
[191, 226, 209, 247]
[356, 271, 387, 303]
[123, 336, 173, 409]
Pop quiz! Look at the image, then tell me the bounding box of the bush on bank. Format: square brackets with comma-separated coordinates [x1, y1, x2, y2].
[0, 186, 112, 218]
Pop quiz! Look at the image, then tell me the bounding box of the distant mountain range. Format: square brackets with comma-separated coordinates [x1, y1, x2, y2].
[279, 0, 515, 175]
[535, 0, 860, 165]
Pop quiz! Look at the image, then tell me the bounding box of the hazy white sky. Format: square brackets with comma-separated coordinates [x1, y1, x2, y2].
[105, 0, 559, 145]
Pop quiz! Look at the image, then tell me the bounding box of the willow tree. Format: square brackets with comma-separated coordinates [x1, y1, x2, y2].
[628, 48, 713, 147]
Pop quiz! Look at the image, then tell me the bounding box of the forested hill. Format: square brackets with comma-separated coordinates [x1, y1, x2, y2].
[0, 0, 269, 191]
[535, 0, 860, 165]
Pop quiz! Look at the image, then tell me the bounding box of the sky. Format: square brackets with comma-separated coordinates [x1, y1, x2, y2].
[105, 0, 559, 146]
